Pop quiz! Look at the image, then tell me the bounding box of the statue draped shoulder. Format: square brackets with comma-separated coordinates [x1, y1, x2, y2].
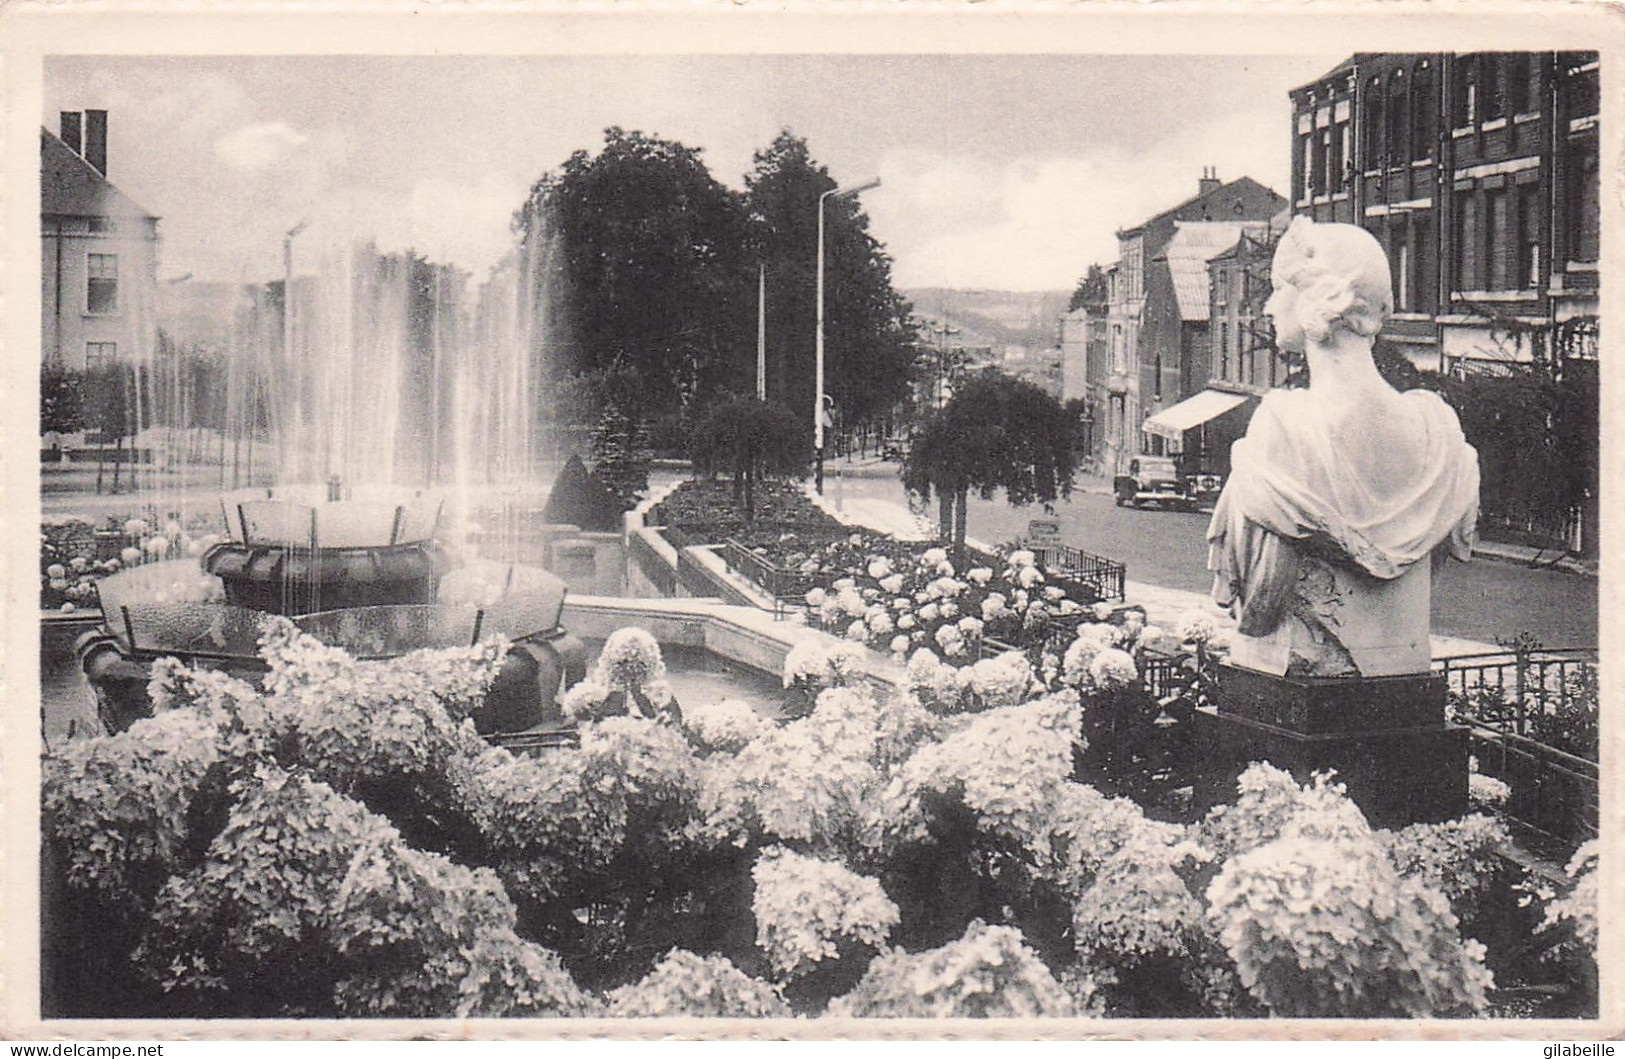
[1207, 386, 1479, 638]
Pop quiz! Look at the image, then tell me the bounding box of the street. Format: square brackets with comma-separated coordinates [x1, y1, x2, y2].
[831, 467, 1598, 651]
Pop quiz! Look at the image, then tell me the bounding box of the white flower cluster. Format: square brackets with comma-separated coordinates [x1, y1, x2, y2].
[1537, 839, 1598, 954]
[681, 698, 772, 755]
[1060, 622, 1136, 691]
[43, 708, 223, 898]
[1201, 764, 1493, 1017]
[829, 920, 1077, 1018]
[1177, 609, 1218, 646]
[595, 628, 667, 692]
[782, 638, 865, 690]
[884, 692, 1082, 844]
[906, 648, 963, 707]
[1468, 771, 1512, 810]
[605, 949, 790, 1018]
[751, 846, 899, 978]
[707, 688, 886, 851]
[957, 650, 1037, 710]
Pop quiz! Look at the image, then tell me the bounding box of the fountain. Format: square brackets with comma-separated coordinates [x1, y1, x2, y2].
[75, 482, 587, 740]
[53, 225, 793, 747]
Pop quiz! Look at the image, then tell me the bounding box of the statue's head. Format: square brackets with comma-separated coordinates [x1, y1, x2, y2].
[1266, 216, 1392, 351]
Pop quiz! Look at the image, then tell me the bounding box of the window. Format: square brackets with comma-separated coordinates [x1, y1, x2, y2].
[1313, 128, 1330, 195]
[1508, 52, 1541, 115]
[1487, 189, 1511, 289]
[1456, 57, 1480, 126]
[1219, 321, 1231, 379]
[1387, 71, 1409, 164]
[1364, 76, 1385, 165]
[1456, 193, 1481, 290]
[85, 342, 115, 369]
[1414, 215, 1437, 313]
[1299, 131, 1314, 199]
[1482, 55, 1507, 121]
[1518, 185, 1542, 288]
[87, 253, 118, 314]
[1411, 62, 1436, 160]
[1393, 228, 1412, 311]
[1569, 145, 1600, 263]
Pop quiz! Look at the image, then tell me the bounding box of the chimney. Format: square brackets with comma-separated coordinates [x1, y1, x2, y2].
[59, 111, 83, 155]
[84, 110, 108, 175]
[1198, 166, 1221, 197]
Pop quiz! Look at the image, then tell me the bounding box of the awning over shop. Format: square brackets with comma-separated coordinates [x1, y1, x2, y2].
[1141, 389, 1250, 441]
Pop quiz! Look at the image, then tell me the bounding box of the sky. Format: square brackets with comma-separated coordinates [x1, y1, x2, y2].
[45, 53, 1342, 292]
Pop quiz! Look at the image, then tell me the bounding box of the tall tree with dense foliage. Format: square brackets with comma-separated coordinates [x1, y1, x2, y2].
[83, 362, 147, 494]
[902, 369, 1078, 556]
[688, 396, 810, 524]
[1068, 263, 1109, 313]
[745, 131, 918, 434]
[41, 364, 85, 438]
[513, 128, 757, 419]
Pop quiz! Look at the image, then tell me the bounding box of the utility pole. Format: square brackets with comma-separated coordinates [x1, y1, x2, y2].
[757, 264, 767, 401]
[816, 176, 880, 493]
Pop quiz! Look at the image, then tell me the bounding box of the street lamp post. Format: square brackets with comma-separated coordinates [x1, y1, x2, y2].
[816, 176, 880, 494]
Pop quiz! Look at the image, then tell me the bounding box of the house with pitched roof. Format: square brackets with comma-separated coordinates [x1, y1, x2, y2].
[1097, 170, 1285, 475]
[41, 111, 161, 371]
[1138, 215, 1289, 477]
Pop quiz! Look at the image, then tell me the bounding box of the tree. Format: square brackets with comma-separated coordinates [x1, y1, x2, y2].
[687, 396, 810, 524]
[41, 364, 85, 438]
[590, 402, 651, 512]
[513, 127, 757, 420]
[745, 130, 918, 435]
[901, 369, 1078, 558]
[83, 362, 147, 494]
[1068, 264, 1109, 313]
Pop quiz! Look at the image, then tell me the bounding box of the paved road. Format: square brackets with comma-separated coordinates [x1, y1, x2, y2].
[832, 470, 1598, 650]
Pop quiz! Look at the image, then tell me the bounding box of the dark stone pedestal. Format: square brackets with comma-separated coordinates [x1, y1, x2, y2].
[1192, 662, 1469, 827]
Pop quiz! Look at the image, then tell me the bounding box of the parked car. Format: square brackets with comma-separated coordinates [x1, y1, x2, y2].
[1114, 456, 1200, 510]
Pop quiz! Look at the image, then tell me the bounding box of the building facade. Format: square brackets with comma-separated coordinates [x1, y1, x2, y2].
[1139, 217, 1288, 477]
[41, 111, 161, 371]
[1288, 52, 1600, 369]
[1098, 171, 1286, 474]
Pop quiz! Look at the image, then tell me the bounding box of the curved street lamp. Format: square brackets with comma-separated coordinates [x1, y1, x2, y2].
[815, 176, 881, 494]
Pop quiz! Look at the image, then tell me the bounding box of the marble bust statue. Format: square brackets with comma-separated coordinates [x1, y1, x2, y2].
[1205, 217, 1480, 679]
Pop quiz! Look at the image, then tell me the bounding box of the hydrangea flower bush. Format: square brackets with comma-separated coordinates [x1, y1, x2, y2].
[784, 531, 1105, 664]
[43, 619, 1585, 1020]
[40, 511, 225, 613]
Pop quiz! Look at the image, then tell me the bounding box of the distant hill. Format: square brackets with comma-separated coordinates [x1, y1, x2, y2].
[901, 288, 1073, 352]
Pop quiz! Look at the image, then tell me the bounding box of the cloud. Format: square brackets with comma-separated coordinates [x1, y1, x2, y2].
[215, 122, 309, 170]
[876, 102, 1295, 291]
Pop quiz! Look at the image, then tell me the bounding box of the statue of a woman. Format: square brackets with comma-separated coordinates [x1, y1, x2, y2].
[1206, 217, 1479, 679]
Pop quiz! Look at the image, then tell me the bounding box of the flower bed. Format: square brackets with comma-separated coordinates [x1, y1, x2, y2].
[789, 535, 1123, 664]
[40, 512, 226, 614]
[651, 478, 846, 544]
[42, 622, 1595, 1019]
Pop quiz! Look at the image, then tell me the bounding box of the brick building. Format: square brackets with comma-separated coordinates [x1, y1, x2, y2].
[1287, 52, 1600, 369]
[1097, 171, 1286, 474]
[41, 111, 161, 371]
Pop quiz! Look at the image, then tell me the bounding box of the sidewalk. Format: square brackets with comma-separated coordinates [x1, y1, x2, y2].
[811, 486, 1501, 658]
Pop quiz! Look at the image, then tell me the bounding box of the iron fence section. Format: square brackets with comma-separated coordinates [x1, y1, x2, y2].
[1435, 648, 1597, 740]
[720, 538, 808, 619]
[1027, 542, 1128, 602]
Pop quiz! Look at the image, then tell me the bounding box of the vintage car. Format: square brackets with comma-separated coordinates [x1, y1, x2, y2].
[1114, 456, 1204, 510]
